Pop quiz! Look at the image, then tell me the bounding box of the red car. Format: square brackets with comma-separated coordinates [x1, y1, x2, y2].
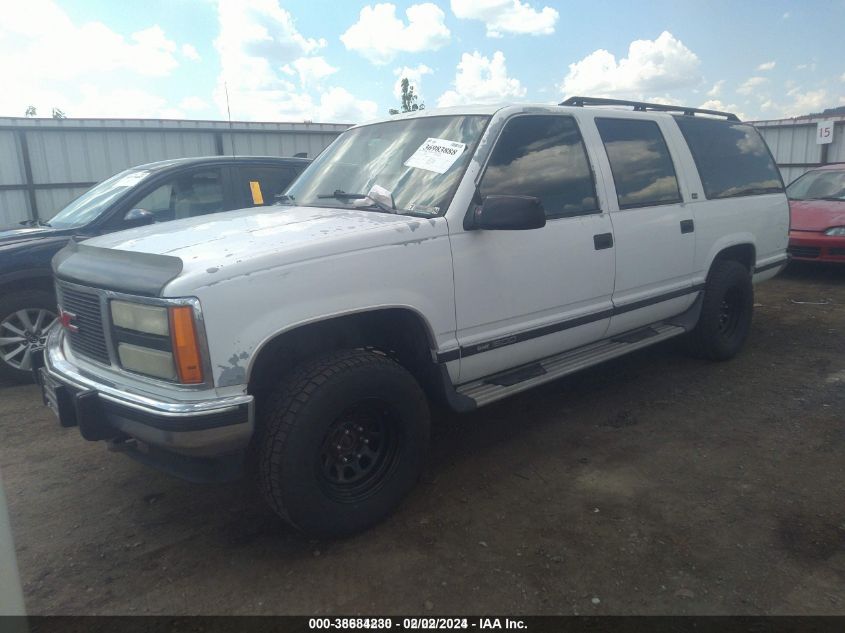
[787, 164, 845, 262]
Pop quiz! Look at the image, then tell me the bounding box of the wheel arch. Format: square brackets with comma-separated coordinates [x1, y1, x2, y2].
[246, 306, 442, 398]
[704, 238, 756, 278]
[0, 270, 55, 298]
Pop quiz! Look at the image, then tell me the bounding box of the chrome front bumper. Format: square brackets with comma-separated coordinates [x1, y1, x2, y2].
[41, 327, 254, 458]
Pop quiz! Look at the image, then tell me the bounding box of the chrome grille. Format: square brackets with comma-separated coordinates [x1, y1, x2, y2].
[57, 284, 111, 364]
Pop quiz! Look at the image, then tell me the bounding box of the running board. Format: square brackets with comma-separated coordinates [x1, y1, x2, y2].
[457, 323, 686, 407]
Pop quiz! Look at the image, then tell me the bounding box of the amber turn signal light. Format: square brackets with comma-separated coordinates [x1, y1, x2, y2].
[168, 306, 204, 384]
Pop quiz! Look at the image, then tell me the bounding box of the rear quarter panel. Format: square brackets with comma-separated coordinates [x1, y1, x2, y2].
[661, 121, 789, 282]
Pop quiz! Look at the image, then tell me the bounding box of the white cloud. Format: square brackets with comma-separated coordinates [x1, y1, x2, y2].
[840, 72, 845, 82]
[783, 88, 827, 117]
[560, 31, 700, 98]
[0, 2, 179, 81]
[179, 96, 210, 112]
[316, 87, 378, 122]
[283, 56, 338, 88]
[450, 0, 558, 38]
[707, 80, 724, 97]
[782, 11, 790, 19]
[699, 99, 745, 121]
[752, 87, 829, 120]
[340, 3, 450, 65]
[73, 85, 182, 119]
[757, 61, 776, 71]
[215, 0, 377, 122]
[0, 0, 183, 117]
[737, 76, 768, 95]
[393, 64, 433, 99]
[182, 43, 201, 61]
[437, 51, 525, 107]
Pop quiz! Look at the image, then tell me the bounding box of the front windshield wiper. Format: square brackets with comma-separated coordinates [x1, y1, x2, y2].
[313, 190, 439, 218]
[317, 190, 395, 214]
[18, 219, 50, 227]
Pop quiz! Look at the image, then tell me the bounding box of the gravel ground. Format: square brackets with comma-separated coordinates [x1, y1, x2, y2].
[1, 262, 844, 615]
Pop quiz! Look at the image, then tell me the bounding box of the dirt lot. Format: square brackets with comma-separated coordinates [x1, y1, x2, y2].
[2, 263, 844, 616]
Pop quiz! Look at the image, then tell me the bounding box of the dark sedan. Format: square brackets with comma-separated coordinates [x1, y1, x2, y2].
[0, 155, 309, 381]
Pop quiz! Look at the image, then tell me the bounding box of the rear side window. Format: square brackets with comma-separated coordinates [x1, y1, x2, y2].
[238, 166, 299, 206]
[481, 115, 598, 218]
[596, 118, 682, 209]
[674, 117, 783, 199]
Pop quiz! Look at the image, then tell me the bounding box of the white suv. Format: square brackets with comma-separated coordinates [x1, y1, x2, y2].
[39, 98, 789, 536]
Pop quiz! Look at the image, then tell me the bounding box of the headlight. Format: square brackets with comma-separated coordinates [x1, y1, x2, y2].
[109, 300, 204, 384]
[825, 226, 845, 236]
[111, 301, 169, 335]
[117, 343, 177, 381]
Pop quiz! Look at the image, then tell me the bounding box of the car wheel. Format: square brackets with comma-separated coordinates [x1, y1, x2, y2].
[0, 290, 58, 383]
[258, 349, 430, 537]
[686, 259, 753, 361]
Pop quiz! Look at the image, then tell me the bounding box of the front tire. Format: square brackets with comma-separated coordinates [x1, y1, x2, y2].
[257, 349, 430, 537]
[0, 290, 58, 383]
[686, 259, 753, 361]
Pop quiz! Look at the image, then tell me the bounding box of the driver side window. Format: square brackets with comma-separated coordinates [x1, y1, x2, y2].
[128, 169, 225, 224]
[480, 115, 599, 219]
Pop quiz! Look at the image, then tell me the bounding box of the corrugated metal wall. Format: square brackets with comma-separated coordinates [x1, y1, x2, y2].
[754, 115, 845, 185]
[0, 117, 349, 228]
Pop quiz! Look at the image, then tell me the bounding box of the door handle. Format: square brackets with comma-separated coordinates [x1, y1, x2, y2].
[680, 219, 695, 234]
[593, 233, 613, 250]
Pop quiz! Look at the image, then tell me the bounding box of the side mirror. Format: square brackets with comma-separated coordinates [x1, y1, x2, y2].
[122, 208, 154, 228]
[466, 195, 546, 231]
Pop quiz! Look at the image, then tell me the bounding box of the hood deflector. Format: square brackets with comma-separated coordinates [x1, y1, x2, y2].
[52, 240, 183, 297]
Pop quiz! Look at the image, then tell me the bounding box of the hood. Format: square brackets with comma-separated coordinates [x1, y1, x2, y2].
[789, 199, 845, 232]
[82, 205, 443, 293]
[0, 226, 76, 252]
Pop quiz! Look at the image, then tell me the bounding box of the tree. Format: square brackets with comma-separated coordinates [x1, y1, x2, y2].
[389, 77, 425, 115]
[51, 108, 66, 119]
[25, 106, 37, 117]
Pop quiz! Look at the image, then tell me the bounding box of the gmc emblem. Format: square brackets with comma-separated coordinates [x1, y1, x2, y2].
[58, 308, 79, 333]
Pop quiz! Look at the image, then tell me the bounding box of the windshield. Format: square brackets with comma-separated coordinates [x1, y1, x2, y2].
[284, 115, 490, 216]
[787, 170, 845, 202]
[48, 169, 150, 228]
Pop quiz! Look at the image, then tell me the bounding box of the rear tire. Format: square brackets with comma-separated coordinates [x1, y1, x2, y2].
[257, 349, 430, 538]
[686, 259, 753, 361]
[0, 290, 57, 383]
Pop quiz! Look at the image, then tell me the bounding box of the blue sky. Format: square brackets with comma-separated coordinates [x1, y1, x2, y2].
[2, 0, 843, 123]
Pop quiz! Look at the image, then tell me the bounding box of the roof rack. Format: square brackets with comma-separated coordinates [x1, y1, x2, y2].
[559, 96, 740, 122]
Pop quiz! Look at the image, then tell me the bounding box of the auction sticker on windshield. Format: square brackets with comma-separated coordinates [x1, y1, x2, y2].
[404, 138, 466, 174]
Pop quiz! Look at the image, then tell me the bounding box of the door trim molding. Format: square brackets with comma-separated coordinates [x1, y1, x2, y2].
[438, 283, 704, 362]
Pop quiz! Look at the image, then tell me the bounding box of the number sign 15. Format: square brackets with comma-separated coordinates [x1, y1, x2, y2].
[816, 120, 834, 145]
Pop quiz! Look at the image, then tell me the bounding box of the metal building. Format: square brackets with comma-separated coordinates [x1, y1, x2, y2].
[0, 117, 349, 227]
[753, 113, 845, 185]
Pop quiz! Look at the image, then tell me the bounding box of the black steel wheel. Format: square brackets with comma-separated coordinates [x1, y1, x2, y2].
[686, 259, 753, 361]
[258, 349, 429, 537]
[318, 399, 402, 502]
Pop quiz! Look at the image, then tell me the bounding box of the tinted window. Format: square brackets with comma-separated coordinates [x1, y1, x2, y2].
[596, 118, 682, 209]
[132, 169, 224, 222]
[674, 117, 783, 199]
[481, 115, 598, 218]
[239, 165, 299, 206]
